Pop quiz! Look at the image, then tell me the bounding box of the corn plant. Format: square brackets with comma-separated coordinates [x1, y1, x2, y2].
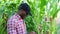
[0, 0, 60, 34]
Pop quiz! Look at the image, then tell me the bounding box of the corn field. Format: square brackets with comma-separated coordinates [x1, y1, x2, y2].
[0, 0, 60, 34]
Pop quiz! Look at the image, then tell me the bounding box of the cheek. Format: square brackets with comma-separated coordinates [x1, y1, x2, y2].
[22, 13, 27, 17]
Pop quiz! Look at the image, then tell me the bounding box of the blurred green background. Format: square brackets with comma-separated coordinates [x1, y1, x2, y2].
[0, 0, 60, 34]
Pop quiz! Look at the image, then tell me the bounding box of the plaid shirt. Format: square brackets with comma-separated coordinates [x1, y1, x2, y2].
[7, 13, 27, 34]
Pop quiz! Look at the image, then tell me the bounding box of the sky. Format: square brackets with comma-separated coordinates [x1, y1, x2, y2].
[56, 11, 60, 26]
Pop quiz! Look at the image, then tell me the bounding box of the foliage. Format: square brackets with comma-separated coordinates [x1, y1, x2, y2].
[0, 0, 60, 34]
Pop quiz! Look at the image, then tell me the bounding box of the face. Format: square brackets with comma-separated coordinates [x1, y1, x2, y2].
[19, 9, 28, 19]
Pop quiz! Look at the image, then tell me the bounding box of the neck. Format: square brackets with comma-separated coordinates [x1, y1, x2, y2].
[17, 12, 24, 19]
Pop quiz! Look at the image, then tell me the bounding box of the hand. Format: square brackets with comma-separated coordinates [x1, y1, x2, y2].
[29, 31, 36, 34]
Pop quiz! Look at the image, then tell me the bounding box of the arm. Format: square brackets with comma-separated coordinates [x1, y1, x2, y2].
[16, 21, 26, 34]
[7, 21, 17, 34]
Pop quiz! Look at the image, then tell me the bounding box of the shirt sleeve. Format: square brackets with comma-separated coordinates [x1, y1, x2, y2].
[16, 21, 26, 34]
[7, 21, 17, 34]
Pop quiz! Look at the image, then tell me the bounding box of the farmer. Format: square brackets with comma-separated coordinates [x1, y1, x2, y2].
[7, 3, 35, 34]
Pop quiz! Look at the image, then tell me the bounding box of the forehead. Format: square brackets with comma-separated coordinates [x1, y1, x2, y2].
[20, 9, 27, 13]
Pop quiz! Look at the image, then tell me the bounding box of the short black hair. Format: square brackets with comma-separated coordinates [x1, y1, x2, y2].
[18, 3, 30, 14]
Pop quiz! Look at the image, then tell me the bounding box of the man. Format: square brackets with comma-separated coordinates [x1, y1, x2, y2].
[7, 3, 32, 34]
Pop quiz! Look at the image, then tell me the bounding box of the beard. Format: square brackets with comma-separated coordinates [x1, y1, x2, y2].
[19, 14, 26, 19]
